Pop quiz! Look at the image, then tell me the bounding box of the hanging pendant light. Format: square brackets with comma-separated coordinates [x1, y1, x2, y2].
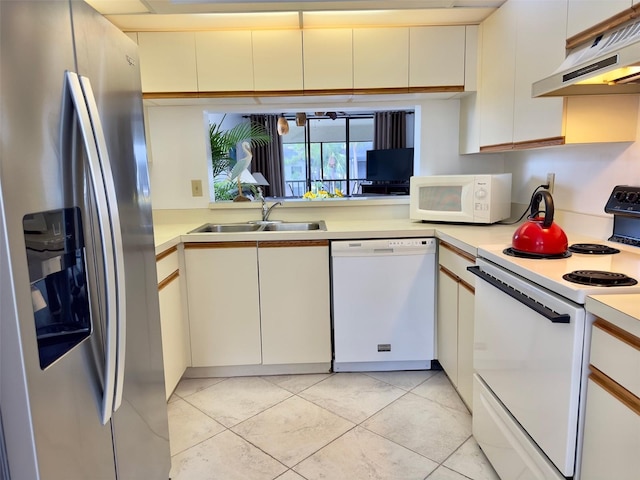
[277, 115, 289, 135]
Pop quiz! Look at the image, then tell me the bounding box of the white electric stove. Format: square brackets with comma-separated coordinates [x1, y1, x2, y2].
[471, 185, 640, 480]
[477, 241, 640, 304]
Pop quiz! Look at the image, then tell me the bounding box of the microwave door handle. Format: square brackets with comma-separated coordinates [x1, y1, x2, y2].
[65, 71, 117, 425]
[467, 266, 570, 323]
[78, 75, 127, 413]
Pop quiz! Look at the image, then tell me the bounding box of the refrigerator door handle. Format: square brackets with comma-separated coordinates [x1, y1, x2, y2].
[78, 75, 127, 414]
[65, 71, 120, 425]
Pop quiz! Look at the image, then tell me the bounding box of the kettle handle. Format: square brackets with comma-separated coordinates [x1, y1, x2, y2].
[530, 190, 554, 228]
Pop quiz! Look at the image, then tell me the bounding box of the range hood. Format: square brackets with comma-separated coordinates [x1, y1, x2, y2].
[533, 16, 640, 97]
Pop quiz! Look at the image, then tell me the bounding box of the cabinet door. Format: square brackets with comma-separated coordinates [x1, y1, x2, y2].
[437, 266, 459, 385]
[580, 377, 640, 479]
[567, 0, 632, 38]
[185, 243, 261, 367]
[478, 1, 517, 147]
[303, 29, 353, 90]
[137, 32, 197, 92]
[258, 241, 331, 365]
[158, 275, 187, 399]
[196, 31, 254, 92]
[353, 28, 409, 88]
[409, 26, 465, 87]
[512, 0, 566, 143]
[457, 282, 475, 410]
[252, 30, 303, 91]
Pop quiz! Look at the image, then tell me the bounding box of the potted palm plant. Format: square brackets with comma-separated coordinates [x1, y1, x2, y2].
[209, 115, 271, 201]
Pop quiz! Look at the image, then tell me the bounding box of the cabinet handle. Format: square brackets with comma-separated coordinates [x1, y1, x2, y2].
[467, 266, 570, 323]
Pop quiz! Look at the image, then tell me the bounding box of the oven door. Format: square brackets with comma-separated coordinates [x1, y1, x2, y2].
[469, 259, 586, 477]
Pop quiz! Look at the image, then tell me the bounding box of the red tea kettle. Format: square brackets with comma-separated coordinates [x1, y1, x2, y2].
[512, 190, 568, 256]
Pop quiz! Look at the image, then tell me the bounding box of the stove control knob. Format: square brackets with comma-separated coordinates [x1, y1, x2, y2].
[627, 192, 638, 203]
[615, 190, 626, 202]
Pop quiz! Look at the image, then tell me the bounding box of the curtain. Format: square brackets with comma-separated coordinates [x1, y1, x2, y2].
[249, 114, 285, 197]
[373, 111, 407, 150]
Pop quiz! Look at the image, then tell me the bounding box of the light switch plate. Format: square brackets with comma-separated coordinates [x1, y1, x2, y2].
[191, 179, 203, 197]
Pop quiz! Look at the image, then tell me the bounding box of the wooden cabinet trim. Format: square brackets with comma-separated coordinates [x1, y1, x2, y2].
[258, 240, 329, 248]
[184, 241, 257, 249]
[156, 245, 178, 262]
[567, 6, 640, 51]
[459, 278, 475, 294]
[480, 136, 565, 152]
[594, 317, 640, 351]
[589, 365, 640, 415]
[439, 240, 476, 263]
[439, 265, 460, 282]
[512, 136, 565, 150]
[158, 269, 179, 291]
[142, 85, 464, 100]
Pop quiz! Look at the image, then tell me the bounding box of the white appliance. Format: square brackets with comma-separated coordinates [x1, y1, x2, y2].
[409, 173, 512, 224]
[331, 238, 436, 372]
[470, 238, 640, 479]
[0, 1, 169, 478]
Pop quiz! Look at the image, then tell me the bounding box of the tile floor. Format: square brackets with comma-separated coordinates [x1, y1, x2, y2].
[167, 370, 499, 480]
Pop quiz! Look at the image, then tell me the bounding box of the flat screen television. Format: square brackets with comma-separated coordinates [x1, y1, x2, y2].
[366, 148, 414, 183]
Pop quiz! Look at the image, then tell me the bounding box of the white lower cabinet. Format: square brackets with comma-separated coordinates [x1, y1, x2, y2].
[258, 241, 331, 365]
[437, 241, 475, 409]
[580, 318, 640, 479]
[184, 240, 331, 371]
[157, 246, 190, 399]
[185, 242, 262, 367]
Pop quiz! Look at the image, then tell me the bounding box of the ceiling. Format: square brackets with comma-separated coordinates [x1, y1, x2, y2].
[87, 0, 507, 31]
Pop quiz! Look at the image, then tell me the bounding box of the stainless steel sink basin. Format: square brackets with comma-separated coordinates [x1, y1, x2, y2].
[188, 220, 326, 234]
[263, 222, 324, 231]
[188, 223, 262, 233]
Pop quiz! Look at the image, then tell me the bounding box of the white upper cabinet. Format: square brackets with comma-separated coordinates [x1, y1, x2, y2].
[252, 30, 304, 91]
[303, 29, 353, 90]
[137, 32, 198, 92]
[196, 31, 254, 92]
[478, 0, 517, 147]
[567, 0, 633, 38]
[512, 0, 566, 143]
[409, 26, 466, 87]
[353, 28, 409, 88]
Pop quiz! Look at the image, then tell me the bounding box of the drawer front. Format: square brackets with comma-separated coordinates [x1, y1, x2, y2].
[439, 241, 476, 287]
[156, 246, 179, 283]
[590, 319, 640, 398]
[580, 377, 640, 480]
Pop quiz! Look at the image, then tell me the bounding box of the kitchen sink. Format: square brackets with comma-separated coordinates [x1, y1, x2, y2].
[188, 223, 262, 233]
[188, 220, 326, 234]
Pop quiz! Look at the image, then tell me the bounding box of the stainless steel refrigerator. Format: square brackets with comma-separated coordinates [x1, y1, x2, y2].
[0, 1, 170, 478]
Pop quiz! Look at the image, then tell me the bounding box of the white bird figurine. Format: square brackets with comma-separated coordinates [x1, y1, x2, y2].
[230, 141, 253, 202]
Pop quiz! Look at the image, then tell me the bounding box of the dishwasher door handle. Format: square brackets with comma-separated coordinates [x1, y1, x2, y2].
[467, 266, 570, 324]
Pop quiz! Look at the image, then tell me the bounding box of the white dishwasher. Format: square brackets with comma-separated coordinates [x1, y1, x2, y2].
[331, 238, 436, 372]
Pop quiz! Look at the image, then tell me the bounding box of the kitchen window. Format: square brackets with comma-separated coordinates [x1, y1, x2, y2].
[282, 114, 374, 197]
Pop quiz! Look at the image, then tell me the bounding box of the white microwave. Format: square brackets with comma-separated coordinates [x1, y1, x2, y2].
[410, 173, 512, 224]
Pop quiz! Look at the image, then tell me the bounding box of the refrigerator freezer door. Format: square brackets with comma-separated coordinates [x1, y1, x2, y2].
[0, 1, 117, 479]
[70, 2, 170, 478]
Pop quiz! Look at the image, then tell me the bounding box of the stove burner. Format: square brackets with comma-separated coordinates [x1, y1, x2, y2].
[568, 243, 620, 255]
[562, 270, 638, 287]
[503, 247, 572, 259]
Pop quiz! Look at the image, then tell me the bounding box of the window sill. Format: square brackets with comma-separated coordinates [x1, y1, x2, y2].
[208, 195, 410, 210]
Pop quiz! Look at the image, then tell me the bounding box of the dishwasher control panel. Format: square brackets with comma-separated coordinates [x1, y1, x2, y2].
[331, 238, 436, 257]
[388, 238, 435, 248]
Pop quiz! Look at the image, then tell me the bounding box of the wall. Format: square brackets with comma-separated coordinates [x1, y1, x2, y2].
[146, 96, 506, 212]
[504, 114, 640, 237]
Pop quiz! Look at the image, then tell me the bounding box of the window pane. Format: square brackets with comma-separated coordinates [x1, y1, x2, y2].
[348, 117, 374, 195]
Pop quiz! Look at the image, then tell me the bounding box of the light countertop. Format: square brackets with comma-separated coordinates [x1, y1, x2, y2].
[153, 219, 519, 257]
[586, 294, 640, 335]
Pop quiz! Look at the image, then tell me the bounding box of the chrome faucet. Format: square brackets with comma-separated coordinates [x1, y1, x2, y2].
[259, 190, 282, 221]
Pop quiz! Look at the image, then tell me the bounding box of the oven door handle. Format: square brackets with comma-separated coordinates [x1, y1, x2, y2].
[467, 266, 570, 323]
